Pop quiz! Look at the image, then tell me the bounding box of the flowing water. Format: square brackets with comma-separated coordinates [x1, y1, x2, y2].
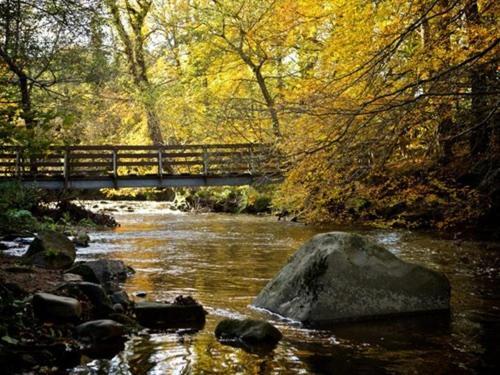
[71, 201, 500, 374]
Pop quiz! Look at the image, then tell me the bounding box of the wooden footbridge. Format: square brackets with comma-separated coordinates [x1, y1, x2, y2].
[0, 144, 283, 189]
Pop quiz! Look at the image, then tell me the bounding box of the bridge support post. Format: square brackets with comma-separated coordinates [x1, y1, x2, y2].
[63, 149, 70, 189]
[15, 149, 20, 179]
[158, 149, 163, 184]
[248, 145, 255, 175]
[112, 149, 118, 188]
[203, 146, 209, 176]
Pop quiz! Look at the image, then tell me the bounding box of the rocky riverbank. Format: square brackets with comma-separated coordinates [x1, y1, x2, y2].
[78, 186, 275, 215]
[0, 228, 284, 373]
[0, 231, 208, 374]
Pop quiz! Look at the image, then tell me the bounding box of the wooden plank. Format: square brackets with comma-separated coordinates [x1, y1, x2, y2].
[69, 153, 113, 159]
[24, 162, 64, 167]
[166, 160, 203, 166]
[208, 160, 249, 165]
[70, 162, 112, 167]
[161, 152, 204, 158]
[20, 156, 64, 161]
[62, 143, 259, 151]
[70, 170, 110, 175]
[118, 161, 158, 167]
[70, 168, 110, 172]
[207, 151, 246, 157]
[66, 145, 159, 151]
[115, 152, 159, 159]
[2, 143, 268, 153]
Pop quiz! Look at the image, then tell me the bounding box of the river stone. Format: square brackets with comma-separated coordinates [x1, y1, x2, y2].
[33, 292, 82, 322]
[76, 319, 125, 342]
[58, 281, 114, 317]
[110, 290, 132, 309]
[76, 319, 127, 359]
[66, 259, 134, 285]
[253, 232, 450, 326]
[24, 231, 76, 269]
[134, 299, 206, 329]
[108, 313, 141, 328]
[113, 303, 124, 313]
[63, 273, 84, 282]
[215, 319, 282, 347]
[73, 231, 90, 247]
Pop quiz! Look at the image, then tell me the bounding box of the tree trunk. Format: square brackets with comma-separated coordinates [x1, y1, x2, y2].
[254, 66, 281, 138]
[469, 68, 490, 155]
[434, 0, 454, 163]
[145, 105, 164, 145]
[106, 0, 164, 145]
[466, 0, 494, 157]
[18, 73, 34, 130]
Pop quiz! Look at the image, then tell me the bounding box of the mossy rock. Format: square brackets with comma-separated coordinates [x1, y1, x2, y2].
[254, 232, 450, 326]
[24, 230, 76, 269]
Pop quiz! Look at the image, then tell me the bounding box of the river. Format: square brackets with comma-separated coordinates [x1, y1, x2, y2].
[71, 201, 499, 374]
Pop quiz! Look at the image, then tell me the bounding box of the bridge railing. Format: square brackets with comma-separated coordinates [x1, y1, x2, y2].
[0, 144, 282, 183]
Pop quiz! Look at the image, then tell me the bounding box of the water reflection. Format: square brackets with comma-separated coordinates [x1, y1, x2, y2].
[71, 201, 500, 374]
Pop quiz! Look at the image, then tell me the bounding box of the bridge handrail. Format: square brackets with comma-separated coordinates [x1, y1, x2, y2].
[0, 144, 283, 186]
[0, 143, 266, 151]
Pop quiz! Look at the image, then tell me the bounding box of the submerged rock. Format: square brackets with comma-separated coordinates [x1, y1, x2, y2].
[76, 319, 126, 359]
[134, 297, 206, 329]
[215, 319, 282, 350]
[253, 232, 450, 326]
[32, 292, 82, 322]
[24, 231, 76, 269]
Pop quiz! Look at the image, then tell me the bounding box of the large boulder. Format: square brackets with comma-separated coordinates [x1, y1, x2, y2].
[32, 292, 82, 322]
[134, 296, 206, 329]
[215, 319, 282, 350]
[24, 231, 76, 269]
[66, 259, 134, 286]
[253, 232, 450, 326]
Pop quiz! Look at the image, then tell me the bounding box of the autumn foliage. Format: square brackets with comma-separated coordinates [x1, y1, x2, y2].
[0, 0, 498, 236]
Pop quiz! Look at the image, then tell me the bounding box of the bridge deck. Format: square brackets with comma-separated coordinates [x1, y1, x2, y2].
[0, 144, 282, 189]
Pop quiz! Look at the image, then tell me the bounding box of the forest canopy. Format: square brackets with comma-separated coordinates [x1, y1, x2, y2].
[0, 0, 498, 234]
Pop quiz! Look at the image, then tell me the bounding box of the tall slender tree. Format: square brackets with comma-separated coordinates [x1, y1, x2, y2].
[105, 0, 165, 145]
